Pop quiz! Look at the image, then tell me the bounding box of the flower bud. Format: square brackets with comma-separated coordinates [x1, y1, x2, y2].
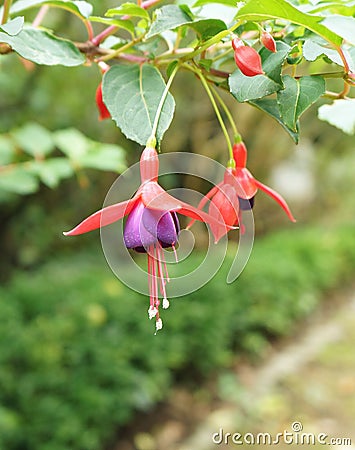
[261, 31, 276, 53]
[234, 45, 264, 77]
[95, 82, 111, 120]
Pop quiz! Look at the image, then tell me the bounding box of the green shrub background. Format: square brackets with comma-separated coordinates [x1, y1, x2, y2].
[0, 224, 354, 450]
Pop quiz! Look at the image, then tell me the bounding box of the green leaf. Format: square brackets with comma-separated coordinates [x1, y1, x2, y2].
[0, 17, 24, 35]
[188, 18, 227, 41]
[106, 3, 149, 20]
[53, 128, 127, 172]
[0, 136, 16, 165]
[193, 0, 237, 7]
[89, 16, 135, 36]
[0, 27, 85, 66]
[321, 15, 355, 46]
[10, 0, 93, 18]
[146, 5, 193, 39]
[12, 122, 54, 157]
[79, 143, 126, 173]
[166, 60, 179, 79]
[0, 167, 39, 194]
[277, 75, 325, 132]
[229, 41, 290, 102]
[102, 64, 175, 145]
[249, 98, 299, 143]
[53, 128, 88, 159]
[303, 38, 344, 67]
[318, 99, 355, 135]
[236, 0, 342, 46]
[309, 2, 355, 16]
[28, 158, 74, 188]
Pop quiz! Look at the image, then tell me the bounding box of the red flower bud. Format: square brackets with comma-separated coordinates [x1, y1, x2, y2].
[261, 31, 277, 53]
[232, 37, 244, 51]
[234, 45, 264, 77]
[95, 82, 111, 121]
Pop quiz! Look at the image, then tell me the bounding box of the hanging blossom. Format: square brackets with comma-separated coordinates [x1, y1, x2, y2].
[189, 140, 296, 236]
[64, 146, 231, 331]
[232, 140, 296, 223]
[187, 165, 240, 241]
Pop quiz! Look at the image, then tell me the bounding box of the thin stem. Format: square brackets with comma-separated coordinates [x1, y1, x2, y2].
[211, 86, 239, 137]
[85, 19, 94, 41]
[1, 0, 12, 24]
[32, 5, 49, 27]
[335, 45, 350, 73]
[92, 25, 117, 46]
[148, 63, 180, 146]
[91, 0, 161, 46]
[185, 63, 233, 159]
[182, 20, 242, 62]
[98, 36, 143, 62]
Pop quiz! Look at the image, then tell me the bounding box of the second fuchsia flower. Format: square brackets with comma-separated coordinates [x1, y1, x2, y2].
[189, 140, 295, 239]
[232, 140, 296, 223]
[64, 146, 231, 331]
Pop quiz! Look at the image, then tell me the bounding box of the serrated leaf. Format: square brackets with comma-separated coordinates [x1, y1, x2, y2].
[10, 0, 93, 18]
[102, 64, 175, 145]
[321, 15, 355, 46]
[12, 122, 54, 157]
[277, 75, 325, 131]
[229, 41, 290, 102]
[318, 99, 355, 135]
[0, 17, 24, 35]
[146, 5, 193, 39]
[236, 0, 342, 46]
[193, 0, 237, 6]
[28, 158, 74, 188]
[106, 3, 149, 20]
[89, 16, 135, 35]
[0, 27, 84, 66]
[0, 167, 39, 194]
[189, 18, 227, 41]
[249, 98, 299, 143]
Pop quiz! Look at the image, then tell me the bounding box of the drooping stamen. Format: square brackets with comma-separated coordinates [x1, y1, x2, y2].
[172, 244, 178, 263]
[156, 244, 168, 300]
[147, 248, 158, 319]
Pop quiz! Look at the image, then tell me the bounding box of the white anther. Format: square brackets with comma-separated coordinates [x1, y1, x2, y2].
[148, 306, 158, 320]
[155, 318, 163, 331]
[162, 297, 170, 309]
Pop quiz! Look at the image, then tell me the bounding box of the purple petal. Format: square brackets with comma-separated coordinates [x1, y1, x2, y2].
[142, 209, 179, 247]
[123, 202, 156, 250]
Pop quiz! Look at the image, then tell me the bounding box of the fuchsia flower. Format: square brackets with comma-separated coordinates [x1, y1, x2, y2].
[232, 37, 264, 77]
[232, 140, 296, 222]
[64, 147, 230, 331]
[188, 167, 240, 242]
[189, 141, 295, 237]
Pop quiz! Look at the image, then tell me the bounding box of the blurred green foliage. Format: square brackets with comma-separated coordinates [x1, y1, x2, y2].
[0, 224, 354, 450]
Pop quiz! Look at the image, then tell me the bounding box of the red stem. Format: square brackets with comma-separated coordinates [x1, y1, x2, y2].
[91, 0, 161, 46]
